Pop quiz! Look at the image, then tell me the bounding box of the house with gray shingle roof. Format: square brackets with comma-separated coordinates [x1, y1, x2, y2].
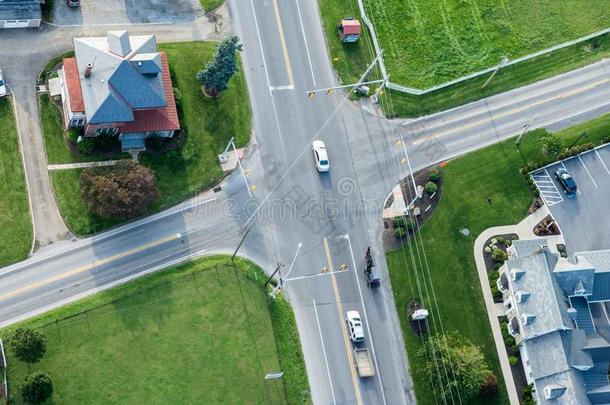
[0, 0, 41, 28]
[497, 239, 610, 404]
[58, 31, 180, 151]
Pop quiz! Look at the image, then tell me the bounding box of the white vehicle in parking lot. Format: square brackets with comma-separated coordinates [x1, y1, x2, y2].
[312, 140, 329, 172]
[0, 70, 6, 97]
[346, 310, 365, 343]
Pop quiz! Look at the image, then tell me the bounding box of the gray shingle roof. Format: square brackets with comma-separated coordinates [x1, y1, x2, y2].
[0, 0, 40, 21]
[108, 60, 165, 109]
[73, 32, 166, 124]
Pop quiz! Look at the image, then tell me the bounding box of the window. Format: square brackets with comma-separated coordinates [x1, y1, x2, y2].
[95, 127, 117, 136]
[70, 118, 85, 128]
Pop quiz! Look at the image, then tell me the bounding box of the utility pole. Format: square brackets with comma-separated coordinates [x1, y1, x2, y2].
[515, 114, 537, 146]
[482, 56, 509, 89]
[264, 262, 285, 288]
[232, 223, 253, 261]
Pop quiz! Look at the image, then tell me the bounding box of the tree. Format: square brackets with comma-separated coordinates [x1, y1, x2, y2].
[11, 328, 46, 364]
[418, 332, 494, 403]
[428, 168, 441, 182]
[80, 161, 158, 220]
[541, 134, 562, 159]
[21, 371, 53, 404]
[196, 36, 240, 97]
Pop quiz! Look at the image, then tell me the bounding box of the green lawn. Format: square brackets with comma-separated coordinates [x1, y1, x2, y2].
[199, 0, 223, 12]
[39, 95, 129, 164]
[318, 0, 610, 117]
[2, 256, 309, 404]
[0, 98, 32, 267]
[387, 114, 610, 405]
[50, 41, 251, 236]
[50, 169, 122, 236]
[366, 0, 610, 88]
[140, 41, 251, 209]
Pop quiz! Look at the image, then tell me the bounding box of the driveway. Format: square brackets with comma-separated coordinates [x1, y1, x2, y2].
[531, 143, 610, 253]
[51, 0, 203, 25]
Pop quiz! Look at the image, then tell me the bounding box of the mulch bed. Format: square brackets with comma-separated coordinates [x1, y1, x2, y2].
[482, 234, 518, 303]
[498, 316, 528, 402]
[382, 165, 444, 252]
[533, 214, 561, 236]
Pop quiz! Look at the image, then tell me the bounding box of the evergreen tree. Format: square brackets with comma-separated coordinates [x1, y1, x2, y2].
[196, 36, 240, 97]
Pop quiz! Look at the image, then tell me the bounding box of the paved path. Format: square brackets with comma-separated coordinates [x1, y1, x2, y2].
[48, 160, 121, 171]
[473, 204, 564, 405]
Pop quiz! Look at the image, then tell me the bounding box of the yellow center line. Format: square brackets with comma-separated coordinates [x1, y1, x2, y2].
[272, 0, 294, 87]
[412, 78, 610, 145]
[0, 234, 181, 302]
[324, 238, 364, 405]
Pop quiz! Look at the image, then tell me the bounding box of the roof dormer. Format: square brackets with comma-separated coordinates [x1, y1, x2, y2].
[516, 291, 531, 303]
[543, 384, 566, 399]
[521, 313, 536, 326]
[511, 268, 525, 281]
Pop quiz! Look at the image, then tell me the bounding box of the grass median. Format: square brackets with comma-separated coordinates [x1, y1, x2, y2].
[0, 97, 32, 267]
[49, 41, 252, 236]
[387, 113, 610, 404]
[2, 256, 309, 404]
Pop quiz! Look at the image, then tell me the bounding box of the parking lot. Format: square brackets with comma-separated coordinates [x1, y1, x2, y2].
[531, 143, 610, 253]
[52, 0, 202, 25]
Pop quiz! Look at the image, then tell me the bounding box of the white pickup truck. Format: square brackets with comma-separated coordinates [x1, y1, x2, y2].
[353, 347, 375, 378]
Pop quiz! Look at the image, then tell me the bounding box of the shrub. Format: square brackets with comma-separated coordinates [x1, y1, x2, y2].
[492, 248, 508, 263]
[506, 239, 512, 247]
[424, 181, 438, 194]
[394, 227, 406, 239]
[508, 355, 519, 366]
[480, 373, 498, 397]
[393, 216, 406, 229]
[11, 328, 46, 364]
[541, 134, 562, 159]
[67, 128, 80, 143]
[77, 137, 95, 155]
[500, 319, 518, 354]
[21, 372, 53, 404]
[428, 168, 440, 182]
[173, 86, 183, 110]
[80, 161, 159, 220]
[484, 246, 492, 254]
[496, 236, 505, 245]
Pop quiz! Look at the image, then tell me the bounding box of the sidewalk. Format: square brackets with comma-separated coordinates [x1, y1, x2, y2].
[48, 160, 120, 171]
[473, 205, 564, 405]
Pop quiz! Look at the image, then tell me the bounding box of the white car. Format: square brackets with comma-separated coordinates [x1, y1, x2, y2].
[0, 70, 6, 97]
[312, 140, 329, 172]
[346, 310, 365, 343]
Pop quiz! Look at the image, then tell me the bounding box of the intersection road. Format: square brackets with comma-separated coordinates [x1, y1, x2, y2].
[2, 1, 610, 404]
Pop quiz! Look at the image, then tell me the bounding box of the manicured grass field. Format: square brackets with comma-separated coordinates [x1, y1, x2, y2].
[50, 41, 251, 236]
[365, 0, 610, 88]
[318, 0, 610, 117]
[0, 98, 32, 267]
[2, 256, 309, 404]
[387, 114, 610, 405]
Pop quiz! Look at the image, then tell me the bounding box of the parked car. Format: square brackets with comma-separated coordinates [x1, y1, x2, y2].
[345, 310, 364, 343]
[66, 0, 80, 7]
[312, 140, 329, 172]
[0, 70, 6, 97]
[555, 167, 577, 196]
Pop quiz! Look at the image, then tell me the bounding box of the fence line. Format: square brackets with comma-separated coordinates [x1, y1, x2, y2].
[0, 339, 7, 404]
[354, 0, 610, 96]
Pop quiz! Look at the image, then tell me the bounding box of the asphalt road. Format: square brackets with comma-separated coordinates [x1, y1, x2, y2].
[3, 1, 610, 404]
